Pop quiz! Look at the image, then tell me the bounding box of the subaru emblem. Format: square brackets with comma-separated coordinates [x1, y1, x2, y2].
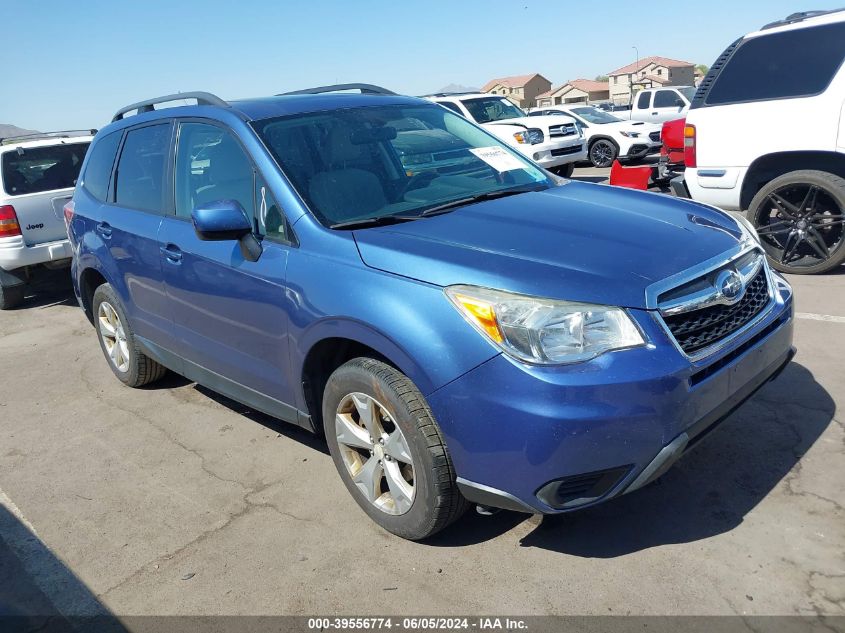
[715, 269, 744, 304]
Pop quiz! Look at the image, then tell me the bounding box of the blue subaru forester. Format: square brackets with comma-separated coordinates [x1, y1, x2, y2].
[67, 85, 795, 540]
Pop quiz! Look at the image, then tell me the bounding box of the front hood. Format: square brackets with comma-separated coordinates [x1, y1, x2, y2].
[600, 120, 661, 134]
[353, 182, 744, 309]
[487, 114, 575, 131]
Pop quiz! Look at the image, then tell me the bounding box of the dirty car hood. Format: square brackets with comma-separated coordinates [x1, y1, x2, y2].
[353, 181, 744, 309]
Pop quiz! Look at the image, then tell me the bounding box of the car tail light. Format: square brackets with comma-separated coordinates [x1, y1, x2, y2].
[684, 124, 696, 168]
[0, 205, 22, 238]
[63, 200, 75, 229]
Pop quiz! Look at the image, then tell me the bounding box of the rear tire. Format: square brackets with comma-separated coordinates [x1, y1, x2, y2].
[322, 358, 468, 540]
[0, 282, 25, 310]
[748, 170, 845, 275]
[92, 283, 167, 387]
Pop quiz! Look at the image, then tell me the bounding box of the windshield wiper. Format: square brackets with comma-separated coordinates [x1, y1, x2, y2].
[418, 186, 546, 217]
[329, 214, 419, 230]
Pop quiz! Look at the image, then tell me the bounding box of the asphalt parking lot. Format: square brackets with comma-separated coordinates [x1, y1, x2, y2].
[1, 179, 843, 619]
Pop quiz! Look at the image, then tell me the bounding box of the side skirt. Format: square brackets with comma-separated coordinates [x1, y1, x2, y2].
[135, 335, 315, 433]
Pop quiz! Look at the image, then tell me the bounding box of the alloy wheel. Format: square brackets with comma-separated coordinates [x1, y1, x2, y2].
[98, 301, 130, 373]
[335, 392, 415, 515]
[590, 141, 615, 168]
[756, 184, 844, 269]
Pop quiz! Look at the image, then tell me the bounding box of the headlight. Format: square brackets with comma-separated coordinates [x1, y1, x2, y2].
[445, 285, 645, 365]
[734, 213, 761, 244]
[619, 131, 640, 138]
[513, 128, 544, 145]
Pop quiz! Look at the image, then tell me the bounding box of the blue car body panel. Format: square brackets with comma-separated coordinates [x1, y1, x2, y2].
[68, 92, 796, 515]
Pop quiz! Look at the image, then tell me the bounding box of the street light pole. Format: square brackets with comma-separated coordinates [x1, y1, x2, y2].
[631, 45, 640, 102]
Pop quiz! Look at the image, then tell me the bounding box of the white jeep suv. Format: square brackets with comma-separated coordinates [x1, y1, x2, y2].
[0, 131, 93, 308]
[681, 9, 845, 274]
[426, 93, 587, 176]
[529, 106, 662, 168]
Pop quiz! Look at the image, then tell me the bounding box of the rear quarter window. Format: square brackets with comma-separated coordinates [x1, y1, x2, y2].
[80, 131, 122, 202]
[1, 142, 89, 196]
[706, 21, 845, 105]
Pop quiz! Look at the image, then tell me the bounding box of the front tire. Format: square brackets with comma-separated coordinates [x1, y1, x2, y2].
[92, 284, 167, 387]
[0, 281, 25, 310]
[322, 358, 468, 540]
[588, 139, 618, 168]
[748, 170, 845, 275]
[550, 163, 575, 178]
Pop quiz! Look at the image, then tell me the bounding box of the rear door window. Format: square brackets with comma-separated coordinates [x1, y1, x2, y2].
[80, 131, 121, 202]
[706, 21, 845, 105]
[114, 124, 171, 213]
[2, 143, 89, 196]
[653, 90, 680, 108]
[636, 91, 651, 110]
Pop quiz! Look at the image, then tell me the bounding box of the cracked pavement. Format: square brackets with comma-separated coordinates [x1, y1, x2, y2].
[0, 265, 843, 618]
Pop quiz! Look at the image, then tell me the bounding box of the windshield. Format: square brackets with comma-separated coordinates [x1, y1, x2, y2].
[252, 104, 552, 227]
[460, 97, 526, 124]
[569, 107, 621, 125]
[678, 86, 696, 102]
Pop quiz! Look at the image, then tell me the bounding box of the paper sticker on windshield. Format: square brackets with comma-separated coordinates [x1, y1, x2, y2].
[469, 146, 524, 172]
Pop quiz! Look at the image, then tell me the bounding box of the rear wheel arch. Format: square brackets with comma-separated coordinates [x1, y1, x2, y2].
[740, 151, 845, 210]
[79, 266, 109, 323]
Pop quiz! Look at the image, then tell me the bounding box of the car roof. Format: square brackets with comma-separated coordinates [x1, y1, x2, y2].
[427, 93, 496, 101]
[229, 93, 428, 120]
[751, 7, 844, 38]
[0, 135, 94, 155]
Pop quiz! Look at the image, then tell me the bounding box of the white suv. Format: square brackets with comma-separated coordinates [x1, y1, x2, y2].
[681, 9, 845, 274]
[529, 106, 662, 167]
[426, 93, 587, 176]
[0, 131, 94, 308]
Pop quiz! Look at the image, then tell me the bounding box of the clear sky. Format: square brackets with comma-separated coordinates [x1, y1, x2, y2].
[2, 0, 840, 131]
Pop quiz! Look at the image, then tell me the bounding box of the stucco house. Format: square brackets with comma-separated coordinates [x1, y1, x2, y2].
[607, 56, 695, 104]
[482, 73, 552, 109]
[535, 79, 611, 107]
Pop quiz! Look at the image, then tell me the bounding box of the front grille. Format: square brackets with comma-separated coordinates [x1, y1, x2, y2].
[649, 131, 661, 142]
[550, 144, 582, 157]
[663, 267, 770, 354]
[549, 124, 577, 138]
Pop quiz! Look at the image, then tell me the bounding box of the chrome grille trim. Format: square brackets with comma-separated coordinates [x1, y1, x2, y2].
[646, 243, 777, 361]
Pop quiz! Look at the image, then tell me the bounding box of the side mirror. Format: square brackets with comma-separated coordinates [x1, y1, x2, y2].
[191, 199, 262, 262]
[675, 99, 685, 108]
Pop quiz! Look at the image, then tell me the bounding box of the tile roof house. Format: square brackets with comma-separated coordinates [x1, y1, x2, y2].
[607, 56, 695, 104]
[482, 73, 552, 109]
[535, 79, 611, 107]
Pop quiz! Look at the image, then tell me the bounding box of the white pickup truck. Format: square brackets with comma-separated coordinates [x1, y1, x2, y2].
[618, 86, 696, 123]
[426, 93, 587, 176]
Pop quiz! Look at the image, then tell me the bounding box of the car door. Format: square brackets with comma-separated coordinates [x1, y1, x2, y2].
[650, 89, 688, 123]
[100, 122, 175, 349]
[158, 121, 295, 416]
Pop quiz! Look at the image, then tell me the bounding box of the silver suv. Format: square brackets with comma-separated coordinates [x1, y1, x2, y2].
[0, 130, 94, 308]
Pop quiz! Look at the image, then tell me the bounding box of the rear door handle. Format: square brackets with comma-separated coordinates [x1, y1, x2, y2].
[160, 243, 182, 263]
[96, 222, 112, 238]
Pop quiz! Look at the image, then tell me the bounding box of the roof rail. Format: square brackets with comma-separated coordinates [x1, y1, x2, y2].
[277, 83, 396, 96]
[0, 129, 98, 145]
[111, 91, 228, 122]
[420, 92, 479, 98]
[760, 8, 843, 30]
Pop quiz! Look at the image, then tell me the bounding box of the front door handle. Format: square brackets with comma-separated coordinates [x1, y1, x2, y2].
[160, 243, 182, 263]
[96, 222, 112, 238]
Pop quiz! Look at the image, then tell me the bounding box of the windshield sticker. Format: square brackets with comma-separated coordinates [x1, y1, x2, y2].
[469, 147, 525, 172]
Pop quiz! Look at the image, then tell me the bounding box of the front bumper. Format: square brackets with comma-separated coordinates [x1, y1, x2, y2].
[622, 141, 662, 160]
[429, 275, 795, 514]
[0, 236, 72, 274]
[525, 139, 587, 168]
